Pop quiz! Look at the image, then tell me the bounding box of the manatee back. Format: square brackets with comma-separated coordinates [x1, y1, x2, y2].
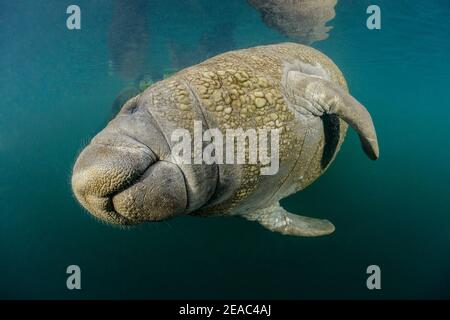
[141, 43, 349, 216]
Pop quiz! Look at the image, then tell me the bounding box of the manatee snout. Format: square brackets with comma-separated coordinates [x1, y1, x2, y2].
[71, 119, 186, 224]
[111, 160, 187, 222]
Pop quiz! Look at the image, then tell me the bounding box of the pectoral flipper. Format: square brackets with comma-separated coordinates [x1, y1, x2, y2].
[245, 203, 335, 237]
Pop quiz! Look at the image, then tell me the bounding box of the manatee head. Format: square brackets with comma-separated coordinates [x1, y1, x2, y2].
[71, 97, 187, 225]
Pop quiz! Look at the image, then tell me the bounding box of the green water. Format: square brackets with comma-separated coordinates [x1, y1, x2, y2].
[1, 0, 449, 299]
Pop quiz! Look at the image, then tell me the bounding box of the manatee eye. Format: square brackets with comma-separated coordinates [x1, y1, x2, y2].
[127, 104, 138, 114]
[123, 99, 139, 114]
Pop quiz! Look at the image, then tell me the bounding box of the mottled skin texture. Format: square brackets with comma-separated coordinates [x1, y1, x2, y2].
[72, 43, 378, 237]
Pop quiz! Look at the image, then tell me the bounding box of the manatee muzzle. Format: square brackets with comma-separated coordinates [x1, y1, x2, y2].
[71, 134, 187, 225]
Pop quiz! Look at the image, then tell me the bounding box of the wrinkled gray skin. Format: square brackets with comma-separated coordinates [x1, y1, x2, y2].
[72, 43, 379, 237]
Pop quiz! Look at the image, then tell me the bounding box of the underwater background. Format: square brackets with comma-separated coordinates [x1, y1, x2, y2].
[1, 0, 450, 299]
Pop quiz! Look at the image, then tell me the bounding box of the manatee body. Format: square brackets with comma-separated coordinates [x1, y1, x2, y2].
[72, 43, 378, 237]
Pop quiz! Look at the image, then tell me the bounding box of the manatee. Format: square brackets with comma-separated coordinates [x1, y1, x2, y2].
[72, 43, 378, 237]
[248, 0, 338, 44]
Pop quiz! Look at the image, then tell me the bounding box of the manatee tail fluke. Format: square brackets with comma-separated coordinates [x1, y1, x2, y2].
[321, 83, 379, 160]
[286, 71, 379, 160]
